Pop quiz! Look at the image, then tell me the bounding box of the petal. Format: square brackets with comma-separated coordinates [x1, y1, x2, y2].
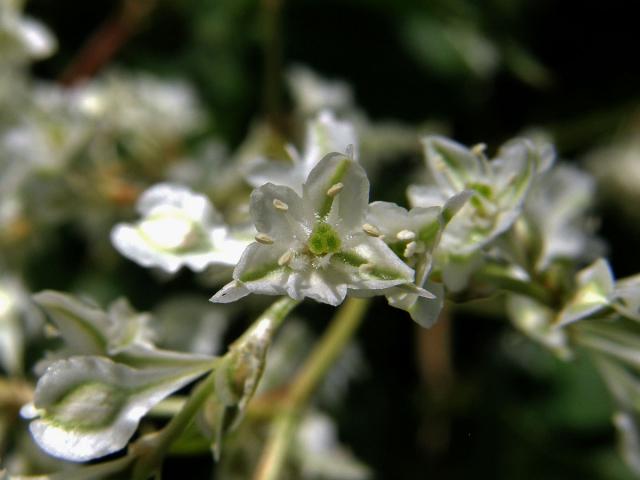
[558, 258, 615, 326]
[407, 185, 448, 208]
[137, 182, 221, 225]
[232, 243, 292, 297]
[32, 291, 111, 356]
[294, 270, 348, 306]
[210, 281, 251, 304]
[333, 235, 414, 292]
[303, 110, 358, 170]
[29, 356, 213, 462]
[250, 183, 306, 241]
[422, 136, 483, 192]
[303, 154, 369, 231]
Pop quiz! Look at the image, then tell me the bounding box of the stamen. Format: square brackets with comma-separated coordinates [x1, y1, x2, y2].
[471, 143, 487, 156]
[326, 182, 344, 197]
[404, 241, 417, 257]
[273, 198, 289, 211]
[255, 233, 274, 245]
[362, 223, 381, 237]
[396, 229, 416, 241]
[278, 250, 293, 266]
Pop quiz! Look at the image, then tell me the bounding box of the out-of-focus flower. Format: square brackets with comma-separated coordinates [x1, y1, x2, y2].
[408, 135, 551, 290]
[246, 110, 357, 194]
[111, 183, 251, 273]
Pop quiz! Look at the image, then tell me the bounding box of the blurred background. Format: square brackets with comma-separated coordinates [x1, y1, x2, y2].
[7, 0, 640, 478]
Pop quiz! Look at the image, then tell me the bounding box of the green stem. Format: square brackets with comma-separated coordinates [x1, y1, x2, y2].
[133, 297, 299, 480]
[253, 297, 370, 480]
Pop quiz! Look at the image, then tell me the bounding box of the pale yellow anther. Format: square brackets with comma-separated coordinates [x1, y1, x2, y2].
[278, 250, 293, 266]
[471, 143, 487, 156]
[273, 198, 289, 211]
[362, 223, 381, 237]
[404, 241, 417, 258]
[396, 229, 416, 241]
[255, 233, 274, 245]
[326, 182, 344, 197]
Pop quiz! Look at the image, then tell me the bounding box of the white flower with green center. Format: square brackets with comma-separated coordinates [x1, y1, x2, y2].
[246, 110, 357, 194]
[111, 183, 251, 273]
[212, 154, 418, 306]
[408, 135, 551, 256]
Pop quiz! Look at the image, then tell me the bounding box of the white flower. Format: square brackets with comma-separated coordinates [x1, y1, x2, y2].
[212, 154, 419, 306]
[408, 135, 550, 255]
[246, 110, 357, 194]
[408, 135, 551, 291]
[111, 183, 251, 273]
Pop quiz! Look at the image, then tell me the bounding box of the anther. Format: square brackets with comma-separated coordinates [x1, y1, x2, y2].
[255, 233, 274, 245]
[396, 229, 415, 241]
[404, 241, 417, 258]
[471, 143, 487, 156]
[278, 250, 293, 266]
[273, 198, 289, 211]
[362, 223, 381, 237]
[326, 182, 344, 197]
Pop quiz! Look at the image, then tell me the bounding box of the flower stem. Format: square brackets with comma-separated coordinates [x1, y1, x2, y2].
[253, 297, 370, 480]
[132, 297, 299, 480]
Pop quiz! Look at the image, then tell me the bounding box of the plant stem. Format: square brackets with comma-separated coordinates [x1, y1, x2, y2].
[132, 297, 299, 480]
[253, 297, 370, 480]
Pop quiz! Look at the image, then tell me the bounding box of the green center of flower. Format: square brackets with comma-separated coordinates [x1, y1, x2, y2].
[307, 222, 341, 256]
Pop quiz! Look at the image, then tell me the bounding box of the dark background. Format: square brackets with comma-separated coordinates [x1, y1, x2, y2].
[24, 0, 640, 478]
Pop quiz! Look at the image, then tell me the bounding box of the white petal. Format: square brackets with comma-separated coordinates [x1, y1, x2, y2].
[558, 258, 614, 326]
[32, 291, 111, 356]
[30, 356, 212, 462]
[422, 136, 483, 192]
[137, 183, 221, 225]
[210, 281, 251, 304]
[250, 183, 306, 241]
[303, 154, 369, 231]
[303, 111, 358, 170]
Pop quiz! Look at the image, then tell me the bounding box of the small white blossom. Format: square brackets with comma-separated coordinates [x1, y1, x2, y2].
[409, 135, 551, 255]
[111, 183, 251, 273]
[212, 154, 418, 306]
[246, 110, 357, 194]
[408, 135, 551, 290]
